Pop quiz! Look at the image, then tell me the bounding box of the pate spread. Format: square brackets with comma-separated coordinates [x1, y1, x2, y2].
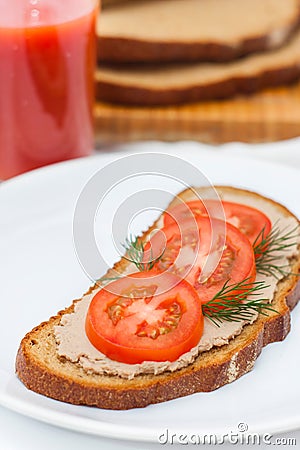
[54, 191, 300, 380]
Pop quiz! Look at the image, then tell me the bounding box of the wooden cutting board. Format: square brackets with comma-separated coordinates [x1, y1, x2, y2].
[94, 80, 300, 146]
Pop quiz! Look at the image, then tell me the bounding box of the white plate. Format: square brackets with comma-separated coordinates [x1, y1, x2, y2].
[1, 143, 300, 443]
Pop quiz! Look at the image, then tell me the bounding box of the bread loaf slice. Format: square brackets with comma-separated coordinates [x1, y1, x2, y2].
[95, 28, 300, 105]
[98, 0, 300, 63]
[16, 187, 300, 410]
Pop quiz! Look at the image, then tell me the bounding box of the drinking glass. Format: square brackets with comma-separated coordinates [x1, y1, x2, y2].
[0, 0, 99, 179]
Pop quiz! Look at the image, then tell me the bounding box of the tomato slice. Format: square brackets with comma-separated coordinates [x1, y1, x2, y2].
[149, 217, 256, 303]
[164, 200, 271, 246]
[85, 272, 204, 364]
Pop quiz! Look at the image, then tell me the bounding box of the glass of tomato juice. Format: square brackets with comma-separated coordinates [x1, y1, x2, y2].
[0, 0, 99, 180]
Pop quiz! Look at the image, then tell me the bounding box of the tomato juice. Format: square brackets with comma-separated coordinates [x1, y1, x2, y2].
[0, 0, 98, 179]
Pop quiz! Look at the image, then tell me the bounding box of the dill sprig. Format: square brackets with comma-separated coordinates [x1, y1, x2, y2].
[253, 224, 300, 279]
[97, 275, 121, 286]
[96, 233, 164, 283]
[122, 234, 164, 271]
[202, 279, 276, 327]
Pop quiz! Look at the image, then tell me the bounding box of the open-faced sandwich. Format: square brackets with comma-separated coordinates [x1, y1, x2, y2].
[16, 186, 300, 410]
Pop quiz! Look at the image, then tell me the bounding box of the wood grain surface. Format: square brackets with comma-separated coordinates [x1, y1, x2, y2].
[94, 80, 300, 146]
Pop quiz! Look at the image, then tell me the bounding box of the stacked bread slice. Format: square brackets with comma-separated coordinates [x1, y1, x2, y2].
[16, 187, 300, 409]
[96, 0, 300, 105]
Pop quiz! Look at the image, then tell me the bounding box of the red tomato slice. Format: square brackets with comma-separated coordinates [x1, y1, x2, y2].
[149, 217, 256, 303]
[85, 272, 204, 364]
[164, 200, 271, 246]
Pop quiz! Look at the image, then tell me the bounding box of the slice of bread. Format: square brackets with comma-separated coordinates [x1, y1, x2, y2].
[16, 187, 300, 410]
[98, 0, 300, 63]
[96, 27, 300, 106]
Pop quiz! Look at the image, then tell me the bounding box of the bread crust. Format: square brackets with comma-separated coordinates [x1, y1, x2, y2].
[96, 64, 300, 106]
[98, 1, 300, 63]
[16, 187, 300, 410]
